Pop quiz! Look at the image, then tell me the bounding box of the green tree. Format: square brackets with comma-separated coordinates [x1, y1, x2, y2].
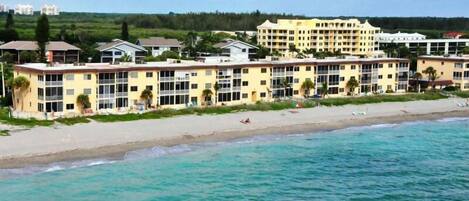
[413, 72, 423, 93]
[463, 46, 469, 54]
[19, 51, 39, 63]
[10, 76, 30, 110]
[120, 53, 132, 62]
[346, 77, 359, 96]
[35, 14, 50, 63]
[202, 89, 213, 106]
[140, 89, 153, 109]
[5, 13, 14, 29]
[121, 21, 129, 41]
[300, 79, 315, 97]
[76, 94, 91, 113]
[423, 67, 438, 90]
[213, 81, 220, 105]
[281, 78, 291, 97]
[320, 82, 329, 98]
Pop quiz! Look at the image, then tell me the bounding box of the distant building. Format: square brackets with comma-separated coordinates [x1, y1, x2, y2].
[417, 55, 469, 90]
[41, 4, 60, 16]
[136, 37, 183, 57]
[96, 39, 147, 63]
[257, 19, 380, 58]
[443, 32, 464, 39]
[376, 32, 469, 55]
[376, 32, 426, 41]
[213, 39, 258, 61]
[212, 30, 257, 38]
[15, 4, 33, 15]
[0, 4, 8, 13]
[0, 41, 81, 63]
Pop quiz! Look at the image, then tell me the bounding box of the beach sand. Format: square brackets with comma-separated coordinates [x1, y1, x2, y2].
[0, 98, 468, 168]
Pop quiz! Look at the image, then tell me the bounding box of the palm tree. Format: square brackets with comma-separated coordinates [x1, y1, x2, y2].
[319, 82, 329, 98]
[76, 94, 91, 113]
[202, 89, 213, 106]
[281, 78, 291, 98]
[120, 53, 132, 62]
[10, 76, 30, 110]
[346, 77, 359, 96]
[140, 89, 153, 109]
[413, 72, 423, 93]
[423, 67, 438, 90]
[213, 82, 220, 105]
[301, 79, 315, 98]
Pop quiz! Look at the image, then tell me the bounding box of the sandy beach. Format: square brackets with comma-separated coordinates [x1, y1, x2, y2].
[0, 97, 468, 168]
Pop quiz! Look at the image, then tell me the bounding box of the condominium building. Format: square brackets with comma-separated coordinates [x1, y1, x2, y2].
[15, 4, 33, 15]
[257, 19, 380, 57]
[12, 57, 409, 119]
[376, 32, 469, 55]
[417, 55, 469, 90]
[0, 4, 8, 13]
[0, 41, 81, 64]
[41, 4, 60, 16]
[97, 39, 147, 64]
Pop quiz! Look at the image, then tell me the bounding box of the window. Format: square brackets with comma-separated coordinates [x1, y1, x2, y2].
[205, 83, 212, 89]
[388, 64, 393, 68]
[130, 86, 138, 91]
[294, 90, 299, 95]
[66, 89, 74, 96]
[146, 85, 153, 90]
[205, 70, 212, 76]
[260, 92, 266, 97]
[84, 74, 92, 80]
[242, 93, 248, 99]
[351, 65, 356, 70]
[65, 74, 74, 80]
[146, 72, 153, 78]
[340, 66, 345, 70]
[38, 75, 44, 81]
[38, 103, 44, 112]
[379, 64, 383, 68]
[261, 68, 267, 73]
[83, 88, 92, 95]
[130, 72, 138, 78]
[294, 67, 300, 72]
[66, 104, 74, 110]
[114, 51, 122, 56]
[260, 80, 267, 85]
[191, 72, 197, 77]
[232, 92, 241, 101]
[242, 81, 248, 86]
[243, 69, 249, 74]
[242, 49, 246, 52]
[388, 74, 393, 79]
[378, 75, 383, 79]
[191, 84, 198, 89]
[340, 77, 345, 81]
[306, 66, 311, 71]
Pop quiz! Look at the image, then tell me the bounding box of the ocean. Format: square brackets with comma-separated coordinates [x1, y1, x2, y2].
[0, 118, 468, 200]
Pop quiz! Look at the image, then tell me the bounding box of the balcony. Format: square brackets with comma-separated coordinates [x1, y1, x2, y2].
[329, 70, 340, 74]
[175, 77, 190, 81]
[116, 78, 128, 83]
[233, 74, 242, 79]
[399, 67, 409, 72]
[218, 88, 231, 93]
[160, 77, 175, 82]
[45, 81, 63, 86]
[98, 79, 115, 84]
[232, 86, 241, 91]
[45, 95, 63, 101]
[316, 70, 329, 75]
[98, 94, 115, 99]
[175, 89, 190, 94]
[160, 90, 174, 95]
[272, 72, 285, 77]
[116, 92, 128, 97]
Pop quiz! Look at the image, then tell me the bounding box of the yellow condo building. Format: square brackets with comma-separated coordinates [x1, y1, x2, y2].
[13, 57, 409, 119]
[257, 19, 380, 57]
[417, 55, 469, 90]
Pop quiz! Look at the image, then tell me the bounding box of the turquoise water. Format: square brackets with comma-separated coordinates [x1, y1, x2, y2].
[1, 118, 469, 200]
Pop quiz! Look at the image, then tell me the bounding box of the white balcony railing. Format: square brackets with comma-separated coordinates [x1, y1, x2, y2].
[45, 81, 63, 86]
[98, 79, 115, 84]
[232, 86, 241, 91]
[175, 90, 190, 94]
[98, 94, 115, 99]
[116, 92, 128, 97]
[116, 78, 128, 83]
[160, 77, 175, 82]
[45, 95, 63, 101]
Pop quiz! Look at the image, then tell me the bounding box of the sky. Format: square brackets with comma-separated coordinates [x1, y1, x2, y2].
[2, 0, 468, 17]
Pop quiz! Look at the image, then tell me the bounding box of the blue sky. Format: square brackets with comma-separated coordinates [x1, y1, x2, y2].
[2, 0, 468, 17]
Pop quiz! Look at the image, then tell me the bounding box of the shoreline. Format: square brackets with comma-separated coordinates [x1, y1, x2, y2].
[0, 99, 468, 169]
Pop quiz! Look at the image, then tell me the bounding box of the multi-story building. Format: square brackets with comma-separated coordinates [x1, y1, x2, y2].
[0, 4, 8, 13]
[213, 39, 258, 62]
[417, 55, 469, 90]
[41, 4, 59, 16]
[376, 32, 469, 55]
[97, 39, 147, 64]
[0, 41, 81, 64]
[14, 4, 33, 15]
[136, 37, 183, 57]
[12, 57, 409, 118]
[257, 19, 380, 57]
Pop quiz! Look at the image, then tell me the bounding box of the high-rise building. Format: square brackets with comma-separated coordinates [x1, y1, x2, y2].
[257, 19, 380, 58]
[0, 4, 8, 13]
[41, 4, 60, 15]
[14, 4, 33, 15]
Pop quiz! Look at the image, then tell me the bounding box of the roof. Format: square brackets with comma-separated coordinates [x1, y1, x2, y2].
[15, 57, 410, 73]
[418, 55, 469, 62]
[137, 37, 182, 47]
[213, 39, 258, 49]
[0, 41, 81, 51]
[96, 39, 147, 52]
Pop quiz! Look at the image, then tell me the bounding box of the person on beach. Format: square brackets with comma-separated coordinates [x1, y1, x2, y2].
[240, 118, 251, 124]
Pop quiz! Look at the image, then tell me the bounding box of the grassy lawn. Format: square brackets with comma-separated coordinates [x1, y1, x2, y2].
[452, 91, 469, 98]
[0, 130, 10, 136]
[90, 92, 447, 123]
